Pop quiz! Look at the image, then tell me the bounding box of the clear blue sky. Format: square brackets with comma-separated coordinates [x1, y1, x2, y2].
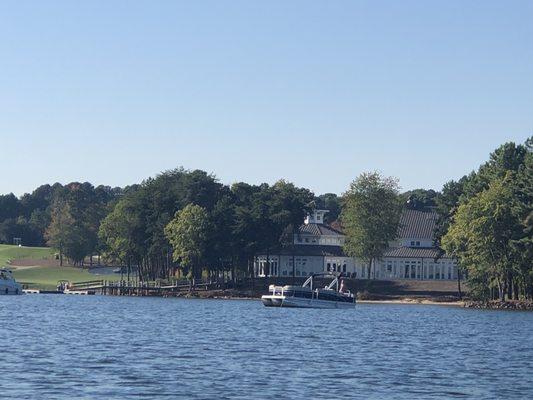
[1, 1, 531, 197]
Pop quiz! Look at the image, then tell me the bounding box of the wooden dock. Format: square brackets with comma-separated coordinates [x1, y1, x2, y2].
[67, 279, 217, 296]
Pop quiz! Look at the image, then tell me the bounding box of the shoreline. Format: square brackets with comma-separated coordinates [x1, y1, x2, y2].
[21, 292, 533, 310]
[171, 292, 466, 306]
[168, 294, 532, 310]
[357, 299, 465, 306]
[217, 297, 465, 306]
[185, 296, 531, 310]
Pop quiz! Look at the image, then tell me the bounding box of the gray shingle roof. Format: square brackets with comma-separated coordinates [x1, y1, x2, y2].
[383, 247, 452, 259]
[298, 223, 344, 236]
[398, 209, 438, 239]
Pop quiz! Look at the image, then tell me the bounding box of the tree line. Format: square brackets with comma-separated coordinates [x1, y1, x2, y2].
[0, 182, 120, 264]
[0, 138, 530, 300]
[439, 139, 532, 301]
[339, 138, 532, 301]
[0, 169, 338, 280]
[98, 170, 319, 282]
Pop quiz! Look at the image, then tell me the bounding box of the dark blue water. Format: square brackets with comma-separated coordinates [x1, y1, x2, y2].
[1, 296, 532, 399]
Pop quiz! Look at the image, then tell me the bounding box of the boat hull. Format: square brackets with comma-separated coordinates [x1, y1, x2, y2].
[261, 296, 276, 307]
[0, 282, 23, 295]
[281, 297, 355, 309]
[261, 295, 355, 309]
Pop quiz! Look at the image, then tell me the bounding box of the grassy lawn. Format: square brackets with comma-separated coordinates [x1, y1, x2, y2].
[12, 266, 119, 290]
[1, 244, 118, 290]
[0, 244, 55, 267]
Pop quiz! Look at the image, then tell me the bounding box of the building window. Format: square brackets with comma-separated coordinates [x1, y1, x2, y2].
[327, 263, 331, 272]
[342, 264, 347, 273]
[282, 270, 287, 276]
[411, 241, 415, 246]
[416, 241, 420, 246]
[305, 238, 309, 243]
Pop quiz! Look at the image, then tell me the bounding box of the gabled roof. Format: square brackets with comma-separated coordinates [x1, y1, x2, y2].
[383, 247, 452, 259]
[398, 208, 438, 239]
[297, 223, 344, 236]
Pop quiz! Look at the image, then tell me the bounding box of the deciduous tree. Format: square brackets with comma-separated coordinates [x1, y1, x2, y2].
[164, 204, 211, 284]
[341, 172, 401, 279]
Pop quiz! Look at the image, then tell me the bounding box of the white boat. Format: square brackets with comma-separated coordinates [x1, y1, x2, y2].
[0, 268, 23, 295]
[261, 273, 356, 309]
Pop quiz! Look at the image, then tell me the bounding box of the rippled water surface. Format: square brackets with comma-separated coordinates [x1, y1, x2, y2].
[1, 295, 532, 399]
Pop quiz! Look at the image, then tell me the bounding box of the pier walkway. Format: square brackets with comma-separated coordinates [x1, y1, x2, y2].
[68, 279, 217, 296]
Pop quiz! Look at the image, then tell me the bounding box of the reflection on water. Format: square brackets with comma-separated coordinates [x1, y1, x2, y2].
[1, 296, 532, 399]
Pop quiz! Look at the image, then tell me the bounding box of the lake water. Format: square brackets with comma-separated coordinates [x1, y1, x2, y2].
[1, 296, 532, 399]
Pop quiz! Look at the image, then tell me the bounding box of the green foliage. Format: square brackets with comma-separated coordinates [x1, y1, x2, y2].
[268, 180, 314, 247]
[440, 137, 532, 300]
[98, 168, 227, 280]
[401, 189, 438, 210]
[314, 193, 341, 223]
[442, 176, 524, 299]
[45, 197, 74, 264]
[98, 193, 145, 265]
[0, 183, 119, 255]
[0, 193, 20, 221]
[165, 204, 210, 280]
[341, 172, 402, 277]
[44, 183, 112, 265]
[3, 137, 529, 294]
[434, 179, 465, 246]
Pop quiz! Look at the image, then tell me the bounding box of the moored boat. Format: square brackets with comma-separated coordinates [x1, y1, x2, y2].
[0, 268, 23, 295]
[261, 273, 355, 309]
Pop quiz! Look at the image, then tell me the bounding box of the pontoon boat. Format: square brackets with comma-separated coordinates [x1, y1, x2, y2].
[261, 273, 356, 308]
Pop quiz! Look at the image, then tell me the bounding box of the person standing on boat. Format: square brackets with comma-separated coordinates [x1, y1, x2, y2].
[339, 278, 346, 293]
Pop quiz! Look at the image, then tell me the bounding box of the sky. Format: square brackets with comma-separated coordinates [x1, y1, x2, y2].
[1, 1, 531, 197]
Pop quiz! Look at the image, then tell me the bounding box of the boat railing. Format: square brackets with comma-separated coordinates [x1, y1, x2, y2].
[268, 285, 285, 296]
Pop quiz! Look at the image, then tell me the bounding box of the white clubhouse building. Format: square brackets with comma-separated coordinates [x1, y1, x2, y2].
[254, 209, 458, 281]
